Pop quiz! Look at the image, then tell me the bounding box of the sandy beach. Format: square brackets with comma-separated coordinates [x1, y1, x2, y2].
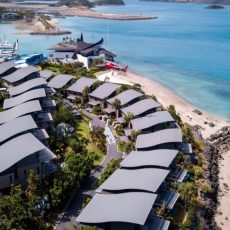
[11, 17, 71, 35]
[97, 70, 230, 139]
[215, 150, 230, 229]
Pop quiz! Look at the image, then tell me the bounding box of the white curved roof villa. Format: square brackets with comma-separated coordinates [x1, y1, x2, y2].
[8, 78, 47, 96]
[3, 88, 46, 109]
[131, 111, 174, 131]
[47, 74, 73, 89]
[0, 133, 54, 173]
[98, 168, 169, 193]
[89, 82, 120, 100]
[0, 115, 37, 143]
[120, 149, 178, 169]
[2, 66, 38, 84]
[68, 77, 96, 94]
[0, 100, 42, 124]
[107, 89, 143, 107]
[135, 128, 182, 150]
[0, 61, 16, 76]
[121, 98, 160, 117]
[76, 192, 157, 225]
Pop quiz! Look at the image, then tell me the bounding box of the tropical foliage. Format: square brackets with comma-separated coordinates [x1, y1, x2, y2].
[97, 159, 121, 186]
[0, 171, 49, 230]
[49, 153, 95, 207]
[90, 128, 107, 153]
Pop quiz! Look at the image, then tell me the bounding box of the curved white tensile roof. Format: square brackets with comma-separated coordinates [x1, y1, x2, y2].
[40, 70, 53, 80]
[3, 88, 46, 109]
[68, 77, 96, 93]
[135, 128, 182, 149]
[8, 78, 47, 96]
[120, 149, 178, 168]
[0, 115, 37, 143]
[89, 82, 120, 100]
[0, 133, 46, 173]
[98, 168, 169, 193]
[47, 74, 73, 89]
[121, 98, 160, 117]
[2, 66, 38, 83]
[107, 89, 143, 106]
[76, 192, 157, 225]
[0, 61, 16, 75]
[0, 100, 42, 124]
[131, 111, 174, 130]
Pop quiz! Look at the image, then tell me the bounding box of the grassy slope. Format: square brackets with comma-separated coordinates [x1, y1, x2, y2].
[76, 115, 104, 166]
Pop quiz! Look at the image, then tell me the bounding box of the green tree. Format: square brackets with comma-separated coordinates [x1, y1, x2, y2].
[26, 170, 40, 207]
[130, 129, 140, 142]
[53, 105, 75, 126]
[97, 159, 121, 186]
[124, 112, 134, 129]
[167, 104, 182, 126]
[49, 153, 95, 207]
[82, 86, 90, 104]
[0, 185, 47, 230]
[178, 182, 198, 206]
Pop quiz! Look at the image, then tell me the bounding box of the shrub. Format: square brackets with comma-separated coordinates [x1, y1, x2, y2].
[92, 105, 102, 115]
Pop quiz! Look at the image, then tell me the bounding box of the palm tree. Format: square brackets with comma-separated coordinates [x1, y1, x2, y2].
[111, 98, 121, 118]
[82, 86, 89, 104]
[124, 112, 134, 129]
[131, 129, 140, 142]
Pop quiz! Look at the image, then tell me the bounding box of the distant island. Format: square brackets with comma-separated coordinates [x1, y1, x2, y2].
[94, 0, 125, 5]
[57, 0, 125, 7]
[205, 4, 225, 9]
[140, 0, 230, 4]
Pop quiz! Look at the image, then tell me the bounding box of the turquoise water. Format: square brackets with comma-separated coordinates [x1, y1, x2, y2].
[0, 0, 230, 118]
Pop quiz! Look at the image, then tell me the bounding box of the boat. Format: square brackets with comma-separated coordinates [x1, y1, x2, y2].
[0, 39, 19, 50]
[14, 53, 45, 67]
[0, 40, 15, 50]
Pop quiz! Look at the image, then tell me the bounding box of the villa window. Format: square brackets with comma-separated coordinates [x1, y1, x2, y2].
[24, 170, 27, 178]
[37, 166, 40, 175]
[9, 175, 13, 184]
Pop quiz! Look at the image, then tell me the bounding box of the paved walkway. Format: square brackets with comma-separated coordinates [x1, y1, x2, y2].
[55, 112, 122, 230]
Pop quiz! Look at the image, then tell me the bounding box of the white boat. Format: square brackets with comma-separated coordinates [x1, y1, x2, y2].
[0, 39, 19, 50]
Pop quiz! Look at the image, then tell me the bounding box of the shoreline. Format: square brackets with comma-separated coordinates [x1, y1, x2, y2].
[10, 18, 71, 36]
[96, 70, 230, 139]
[0, 3, 156, 21]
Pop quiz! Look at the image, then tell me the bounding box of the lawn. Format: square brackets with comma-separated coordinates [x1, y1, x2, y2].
[76, 115, 104, 166]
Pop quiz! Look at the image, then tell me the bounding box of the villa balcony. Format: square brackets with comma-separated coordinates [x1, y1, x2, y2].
[40, 99, 56, 108]
[36, 112, 53, 122]
[44, 161, 57, 175]
[155, 190, 180, 210]
[32, 129, 49, 140]
[39, 148, 56, 162]
[167, 167, 188, 183]
[143, 216, 170, 230]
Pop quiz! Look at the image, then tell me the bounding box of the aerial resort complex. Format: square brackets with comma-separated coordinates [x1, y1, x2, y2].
[0, 0, 230, 228]
[0, 46, 212, 230]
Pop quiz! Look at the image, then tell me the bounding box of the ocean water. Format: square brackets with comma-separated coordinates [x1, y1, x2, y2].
[0, 0, 230, 118]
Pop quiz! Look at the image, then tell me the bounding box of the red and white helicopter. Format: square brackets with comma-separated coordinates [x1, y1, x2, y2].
[104, 61, 128, 72]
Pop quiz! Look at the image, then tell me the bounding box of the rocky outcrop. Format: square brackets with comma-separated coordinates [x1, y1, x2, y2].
[199, 127, 230, 228]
